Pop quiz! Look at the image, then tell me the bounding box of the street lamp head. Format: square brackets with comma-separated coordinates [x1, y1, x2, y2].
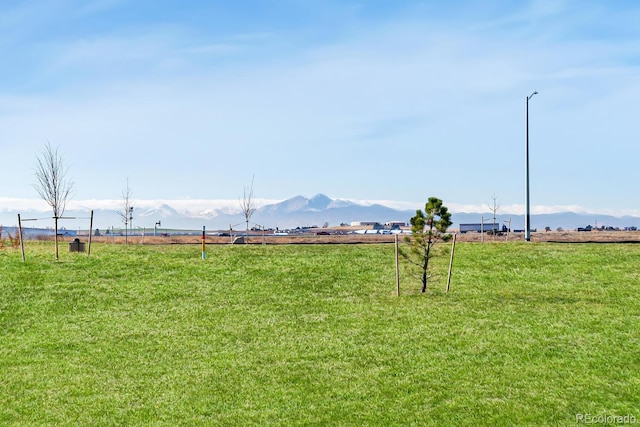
[528, 91, 538, 99]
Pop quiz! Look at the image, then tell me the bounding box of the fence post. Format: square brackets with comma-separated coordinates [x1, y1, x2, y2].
[395, 234, 400, 296]
[446, 233, 457, 293]
[88, 210, 93, 256]
[18, 214, 26, 262]
[202, 226, 206, 260]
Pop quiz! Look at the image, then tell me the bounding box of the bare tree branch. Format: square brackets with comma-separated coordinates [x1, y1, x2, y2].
[34, 142, 73, 218]
[116, 178, 133, 244]
[489, 193, 501, 240]
[33, 142, 73, 260]
[489, 193, 500, 225]
[239, 175, 256, 239]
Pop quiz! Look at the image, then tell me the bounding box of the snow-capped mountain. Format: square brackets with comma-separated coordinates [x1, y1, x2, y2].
[2, 194, 640, 232]
[260, 194, 355, 215]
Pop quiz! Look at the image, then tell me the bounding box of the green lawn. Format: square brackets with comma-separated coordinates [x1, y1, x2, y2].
[1, 242, 638, 426]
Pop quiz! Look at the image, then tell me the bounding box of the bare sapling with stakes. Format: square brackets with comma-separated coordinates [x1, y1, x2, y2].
[34, 142, 73, 260]
[117, 179, 133, 244]
[239, 175, 256, 243]
[489, 193, 501, 240]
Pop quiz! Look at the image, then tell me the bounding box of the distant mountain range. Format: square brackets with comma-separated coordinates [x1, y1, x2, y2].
[2, 194, 639, 232]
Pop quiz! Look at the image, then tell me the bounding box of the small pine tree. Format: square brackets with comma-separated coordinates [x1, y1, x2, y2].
[403, 197, 453, 292]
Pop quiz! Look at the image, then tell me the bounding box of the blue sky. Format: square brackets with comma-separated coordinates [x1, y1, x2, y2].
[1, 0, 639, 216]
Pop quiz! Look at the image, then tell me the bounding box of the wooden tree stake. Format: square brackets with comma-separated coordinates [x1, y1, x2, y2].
[446, 233, 457, 293]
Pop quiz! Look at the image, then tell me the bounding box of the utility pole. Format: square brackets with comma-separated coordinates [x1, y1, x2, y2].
[525, 90, 538, 242]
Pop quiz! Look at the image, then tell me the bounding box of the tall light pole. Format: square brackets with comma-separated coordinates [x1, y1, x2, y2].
[525, 91, 538, 242]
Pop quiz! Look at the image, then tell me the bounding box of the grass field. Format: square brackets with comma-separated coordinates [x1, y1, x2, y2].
[1, 241, 639, 426]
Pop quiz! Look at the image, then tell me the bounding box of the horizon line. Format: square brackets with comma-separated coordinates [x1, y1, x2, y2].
[2, 196, 640, 218]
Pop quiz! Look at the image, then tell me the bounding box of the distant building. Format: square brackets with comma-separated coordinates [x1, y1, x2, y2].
[350, 221, 380, 227]
[385, 221, 407, 227]
[459, 223, 505, 233]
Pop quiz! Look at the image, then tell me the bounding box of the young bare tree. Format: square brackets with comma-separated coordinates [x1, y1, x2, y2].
[117, 178, 133, 244]
[239, 175, 256, 242]
[402, 197, 452, 292]
[34, 142, 74, 260]
[489, 193, 501, 239]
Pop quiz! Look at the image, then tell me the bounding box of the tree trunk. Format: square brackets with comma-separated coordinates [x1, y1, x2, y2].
[421, 226, 435, 292]
[421, 246, 428, 292]
[54, 216, 59, 260]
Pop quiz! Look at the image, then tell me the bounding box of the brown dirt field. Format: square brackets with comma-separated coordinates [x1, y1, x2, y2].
[454, 230, 640, 243]
[52, 230, 640, 245]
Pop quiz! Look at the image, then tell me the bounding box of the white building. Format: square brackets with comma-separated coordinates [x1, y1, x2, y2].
[350, 221, 380, 227]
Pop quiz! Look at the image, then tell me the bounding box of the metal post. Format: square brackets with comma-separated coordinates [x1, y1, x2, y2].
[88, 210, 93, 256]
[129, 206, 134, 243]
[446, 233, 456, 293]
[18, 214, 25, 262]
[202, 226, 206, 260]
[525, 91, 538, 242]
[395, 234, 400, 297]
